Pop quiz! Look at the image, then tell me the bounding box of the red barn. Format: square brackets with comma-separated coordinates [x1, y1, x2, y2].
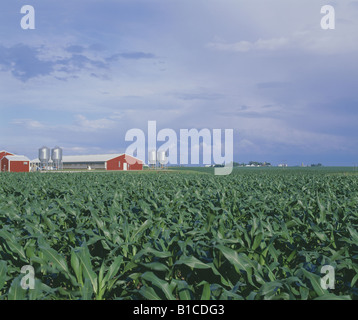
[61, 153, 143, 171]
[1, 155, 30, 172]
[0, 150, 14, 161]
[106, 154, 143, 171]
[0, 150, 15, 172]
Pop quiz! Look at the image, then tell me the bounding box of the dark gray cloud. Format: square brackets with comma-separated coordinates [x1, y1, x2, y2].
[0, 44, 54, 82]
[56, 54, 108, 72]
[0, 44, 157, 81]
[0, 44, 110, 82]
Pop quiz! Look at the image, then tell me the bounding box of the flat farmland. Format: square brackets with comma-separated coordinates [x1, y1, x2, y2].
[0, 168, 357, 300]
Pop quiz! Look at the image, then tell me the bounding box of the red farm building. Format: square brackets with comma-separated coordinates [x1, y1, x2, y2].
[60, 153, 143, 171]
[1, 155, 31, 172]
[0, 150, 14, 160]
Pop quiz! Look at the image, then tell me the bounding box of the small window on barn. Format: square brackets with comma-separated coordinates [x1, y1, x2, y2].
[24, 162, 28, 165]
[118, 161, 121, 168]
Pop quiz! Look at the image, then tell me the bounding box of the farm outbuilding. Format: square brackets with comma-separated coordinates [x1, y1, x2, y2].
[42, 153, 144, 171]
[0, 150, 14, 160]
[61, 153, 143, 171]
[1, 155, 31, 172]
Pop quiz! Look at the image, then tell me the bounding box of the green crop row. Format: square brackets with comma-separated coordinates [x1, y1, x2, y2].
[0, 169, 357, 300]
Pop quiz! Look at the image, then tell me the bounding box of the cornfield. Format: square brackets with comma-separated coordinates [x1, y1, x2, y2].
[0, 168, 357, 300]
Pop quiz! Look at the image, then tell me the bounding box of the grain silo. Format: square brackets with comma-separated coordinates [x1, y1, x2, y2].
[157, 150, 167, 168]
[39, 146, 50, 170]
[51, 146, 63, 170]
[148, 150, 157, 169]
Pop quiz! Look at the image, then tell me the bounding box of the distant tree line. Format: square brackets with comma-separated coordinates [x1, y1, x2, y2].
[232, 161, 271, 167]
[310, 163, 323, 167]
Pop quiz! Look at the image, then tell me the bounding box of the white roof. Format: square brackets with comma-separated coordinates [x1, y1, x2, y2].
[31, 158, 53, 163]
[4, 155, 30, 162]
[31, 153, 143, 163]
[62, 154, 123, 163]
[31, 155, 118, 163]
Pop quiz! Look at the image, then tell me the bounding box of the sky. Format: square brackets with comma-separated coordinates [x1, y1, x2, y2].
[0, 0, 357, 166]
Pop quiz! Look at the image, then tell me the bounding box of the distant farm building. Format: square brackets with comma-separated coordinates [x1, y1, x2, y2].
[278, 163, 288, 167]
[0, 150, 31, 172]
[1, 155, 31, 172]
[31, 153, 143, 171]
[0, 150, 14, 160]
